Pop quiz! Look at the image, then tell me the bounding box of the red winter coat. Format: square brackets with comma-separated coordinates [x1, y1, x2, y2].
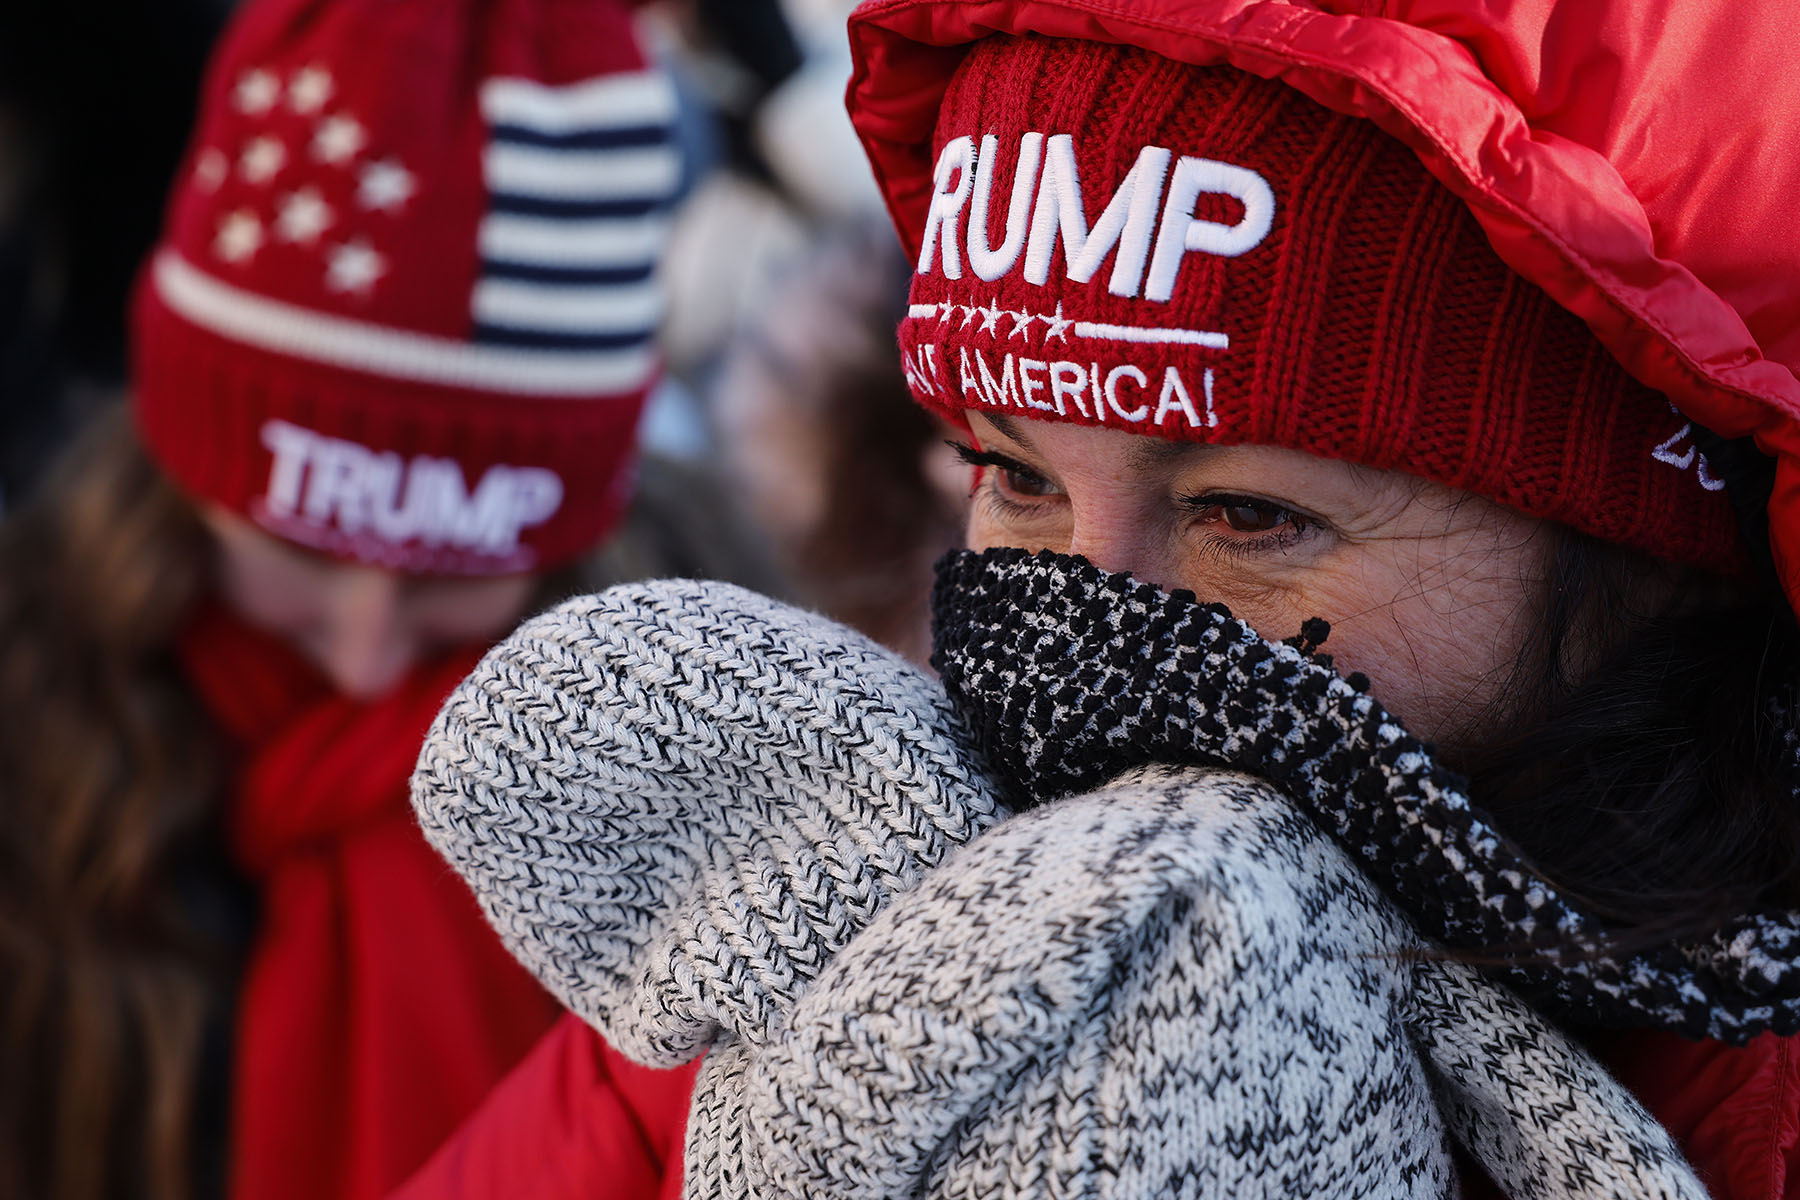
[391, 1014, 698, 1200]
[838, 1, 1800, 1195]
[1600, 1032, 1800, 1200]
[389, 1013, 1800, 1200]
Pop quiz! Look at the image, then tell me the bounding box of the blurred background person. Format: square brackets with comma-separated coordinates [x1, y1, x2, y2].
[0, 0, 782, 1197]
[0, 0, 960, 1190]
[646, 0, 970, 664]
[711, 223, 965, 663]
[0, 0, 818, 510]
[0, 0, 951, 667]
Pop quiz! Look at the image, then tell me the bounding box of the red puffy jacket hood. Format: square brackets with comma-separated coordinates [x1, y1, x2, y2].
[845, 0, 1800, 614]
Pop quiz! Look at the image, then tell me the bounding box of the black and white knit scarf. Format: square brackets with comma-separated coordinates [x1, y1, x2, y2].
[930, 546, 1800, 1043]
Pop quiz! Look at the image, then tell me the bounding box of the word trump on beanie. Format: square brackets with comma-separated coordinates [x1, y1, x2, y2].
[896, 37, 1738, 574]
[132, 0, 680, 574]
[257, 420, 563, 566]
[917, 132, 1275, 302]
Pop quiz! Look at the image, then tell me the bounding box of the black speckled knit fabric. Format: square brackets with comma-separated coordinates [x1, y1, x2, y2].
[930, 546, 1800, 1042]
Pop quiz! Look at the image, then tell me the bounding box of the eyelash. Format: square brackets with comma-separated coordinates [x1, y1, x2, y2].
[1178, 493, 1316, 559]
[949, 442, 1054, 519]
[948, 440, 1319, 557]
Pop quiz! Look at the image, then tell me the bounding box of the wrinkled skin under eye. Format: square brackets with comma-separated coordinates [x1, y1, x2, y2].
[955, 410, 1556, 750]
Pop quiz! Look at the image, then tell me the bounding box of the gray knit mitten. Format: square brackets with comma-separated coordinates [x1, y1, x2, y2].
[412, 581, 1004, 1066]
[414, 581, 1705, 1200]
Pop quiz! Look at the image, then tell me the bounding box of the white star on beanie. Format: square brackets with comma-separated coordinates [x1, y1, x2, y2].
[275, 188, 334, 244]
[312, 115, 366, 165]
[977, 299, 1005, 334]
[358, 159, 416, 212]
[193, 148, 229, 192]
[239, 136, 287, 185]
[234, 69, 280, 115]
[289, 66, 334, 115]
[326, 238, 386, 293]
[214, 210, 265, 263]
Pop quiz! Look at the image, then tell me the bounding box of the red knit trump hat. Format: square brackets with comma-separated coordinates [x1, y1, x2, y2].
[132, 0, 678, 575]
[895, 37, 1739, 573]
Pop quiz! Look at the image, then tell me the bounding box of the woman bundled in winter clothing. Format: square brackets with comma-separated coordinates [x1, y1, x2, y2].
[0, 0, 737, 1195]
[405, 1, 1800, 1197]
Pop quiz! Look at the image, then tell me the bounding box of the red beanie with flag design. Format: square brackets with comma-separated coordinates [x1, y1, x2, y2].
[896, 36, 1739, 573]
[132, 0, 677, 574]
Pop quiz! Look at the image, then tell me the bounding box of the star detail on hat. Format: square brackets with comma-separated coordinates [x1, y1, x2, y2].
[358, 159, 416, 213]
[275, 187, 334, 245]
[289, 66, 334, 115]
[312, 115, 366, 165]
[958, 303, 979, 330]
[239, 136, 287, 185]
[936, 300, 954, 323]
[1007, 309, 1037, 339]
[977, 299, 1006, 335]
[234, 69, 280, 115]
[214, 209, 265, 263]
[1042, 302, 1073, 342]
[326, 238, 386, 294]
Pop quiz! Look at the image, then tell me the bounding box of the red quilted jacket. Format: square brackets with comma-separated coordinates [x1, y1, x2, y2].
[1599, 1032, 1800, 1200]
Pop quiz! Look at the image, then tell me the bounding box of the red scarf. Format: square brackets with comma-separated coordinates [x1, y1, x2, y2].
[179, 606, 559, 1200]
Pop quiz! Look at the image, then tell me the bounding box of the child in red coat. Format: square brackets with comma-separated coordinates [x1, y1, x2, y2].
[0, 0, 711, 1195]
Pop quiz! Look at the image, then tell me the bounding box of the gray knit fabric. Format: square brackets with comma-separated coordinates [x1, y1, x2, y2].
[414, 580, 1706, 1200]
[410, 582, 1000, 1066]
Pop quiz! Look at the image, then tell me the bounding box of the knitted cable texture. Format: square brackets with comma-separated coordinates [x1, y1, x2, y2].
[414, 576, 1705, 1199]
[414, 581, 1003, 1065]
[931, 546, 1800, 1043]
[736, 768, 1454, 1198]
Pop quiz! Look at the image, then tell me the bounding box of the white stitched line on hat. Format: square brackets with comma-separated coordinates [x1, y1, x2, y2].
[1025, 138, 1170, 298]
[153, 251, 655, 395]
[919, 136, 976, 280]
[472, 278, 663, 333]
[484, 144, 681, 200]
[481, 71, 678, 132]
[968, 133, 1043, 282]
[478, 215, 667, 268]
[908, 304, 1229, 351]
[1073, 321, 1229, 349]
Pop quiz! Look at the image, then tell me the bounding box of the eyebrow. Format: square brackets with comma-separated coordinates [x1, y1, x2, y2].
[981, 410, 1209, 471]
[981, 411, 1033, 448]
[1125, 436, 1207, 471]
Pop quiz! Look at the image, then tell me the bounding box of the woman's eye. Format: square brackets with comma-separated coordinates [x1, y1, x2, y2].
[1218, 502, 1289, 533]
[947, 441, 1062, 506]
[997, 465, 1058, 498]
[1183, 494, 1315, 547]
